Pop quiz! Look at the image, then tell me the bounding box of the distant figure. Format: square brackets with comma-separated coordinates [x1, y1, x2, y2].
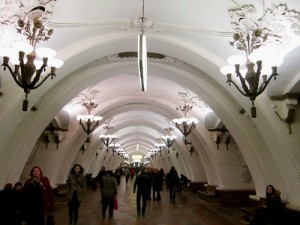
[153, 168, 164, 201]
[101, 170, 118, 218]
[133, 168, 151, 216]
[115, 167, 122, 185]
[97, 166, 106, 193]
[66, 164, 86, 225]
[167, 166, 179, 203]
[22, 166, 53, 225]
[0, 183, 14, 224]
[124, 167, 130, 186]
[129, 167, 135, 179]
[250, 185, 285, 225]
[179, 174, 190, 192]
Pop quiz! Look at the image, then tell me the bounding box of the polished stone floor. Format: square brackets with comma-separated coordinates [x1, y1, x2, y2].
[53, 176, 243, 225]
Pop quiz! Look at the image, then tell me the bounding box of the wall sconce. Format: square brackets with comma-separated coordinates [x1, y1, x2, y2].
[43, 133, 50, 149]
[208, 126, 230, 150]
[271, 93, 299, 134]
[53, 130, 66, 149]
[80, 142, 89, 155]
[0, 6, 63, 111]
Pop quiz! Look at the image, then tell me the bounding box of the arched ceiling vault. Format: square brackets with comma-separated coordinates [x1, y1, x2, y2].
[1, 0, 300, 205]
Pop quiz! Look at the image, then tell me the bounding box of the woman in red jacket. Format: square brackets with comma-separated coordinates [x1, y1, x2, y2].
[22, 166, 53, 225]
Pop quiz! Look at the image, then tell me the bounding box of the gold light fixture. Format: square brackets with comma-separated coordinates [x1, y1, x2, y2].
[77, 100, 102, 143]
[220, 7, 283, 118]
[137, 0, 147, 91]
[0, 6, 63, 111]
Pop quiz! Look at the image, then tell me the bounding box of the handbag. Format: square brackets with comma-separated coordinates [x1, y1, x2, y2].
[114, 198, 118, 210]
[46, 213, 55, 225]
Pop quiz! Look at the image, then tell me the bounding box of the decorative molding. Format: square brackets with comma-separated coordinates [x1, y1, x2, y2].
[232, 144, 253, 184]
[258, 98, 300, 181]
[271, 93, 299, 134]
[0, 1, 57, 47]
[228, 4, 300, 51]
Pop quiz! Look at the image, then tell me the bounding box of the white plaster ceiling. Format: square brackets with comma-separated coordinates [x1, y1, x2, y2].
[1, 0, 300, 161]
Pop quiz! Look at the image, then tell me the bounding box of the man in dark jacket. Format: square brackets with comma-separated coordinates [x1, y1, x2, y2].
[167, 166, 179, 203]
[133, 168, 151, 216]
[101, 170, 117, 218]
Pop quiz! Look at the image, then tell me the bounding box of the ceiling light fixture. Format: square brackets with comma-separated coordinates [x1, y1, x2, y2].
[220, 5, 284, 118]
[137, 0, 147, 91]
[76, 99, 102, 143]
[173, 99, 198, 140]
[0, 6, 63, 111]
[99, 119, 116, 149]
[161, 126, 177, 149]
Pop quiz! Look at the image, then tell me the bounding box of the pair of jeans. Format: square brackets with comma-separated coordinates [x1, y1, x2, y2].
[169, 185, 177, 203]
[136, 192, 147, 215]
[69, 191, 81, 224]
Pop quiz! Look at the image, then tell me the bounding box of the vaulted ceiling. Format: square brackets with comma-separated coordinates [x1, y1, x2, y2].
[1, 0, 300, 205]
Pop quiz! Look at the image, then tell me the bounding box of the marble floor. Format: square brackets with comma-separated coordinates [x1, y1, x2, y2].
[53, 176, 243, 225]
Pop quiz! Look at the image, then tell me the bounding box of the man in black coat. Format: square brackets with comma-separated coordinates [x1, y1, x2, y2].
[167, 166, 179, 203]
[133, 168, 151, 216]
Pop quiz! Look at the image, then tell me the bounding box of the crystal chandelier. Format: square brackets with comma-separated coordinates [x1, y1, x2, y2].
[220, 8, 284, 118]
[173, 99, 199, 139]
[0, 6, 63, 111]
[76, 100, 102, 143]
[99, 119, 116, 148]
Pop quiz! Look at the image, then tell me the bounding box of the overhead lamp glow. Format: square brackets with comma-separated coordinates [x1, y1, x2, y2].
[138, 34, 147, 91]
[132, 155, 143, 159]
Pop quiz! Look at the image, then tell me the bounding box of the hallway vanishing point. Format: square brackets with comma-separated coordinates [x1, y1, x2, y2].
[53, 176, 243, 225]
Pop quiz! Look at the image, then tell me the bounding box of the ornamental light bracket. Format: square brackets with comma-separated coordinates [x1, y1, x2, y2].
[172, 99, 199, 139]
[161, 126, 177, 149]
[270, 93, 299, 134]
[0, 6, 63, 111]
[76, 99, 102, 143]
[220, 4, 289, 118]
[99, 119, 117, 149]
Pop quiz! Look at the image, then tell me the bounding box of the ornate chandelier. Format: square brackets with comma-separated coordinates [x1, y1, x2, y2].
[173, 99, 199, 139]
[0, 6, 63, 111]
[161, 126, 177, 149]
[154, 142, 166, 153]
[76, 100, 102, 143]
[109, 143, 121, 155]
[220, 5, 284, 118]
[99, 119, 116, 148]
